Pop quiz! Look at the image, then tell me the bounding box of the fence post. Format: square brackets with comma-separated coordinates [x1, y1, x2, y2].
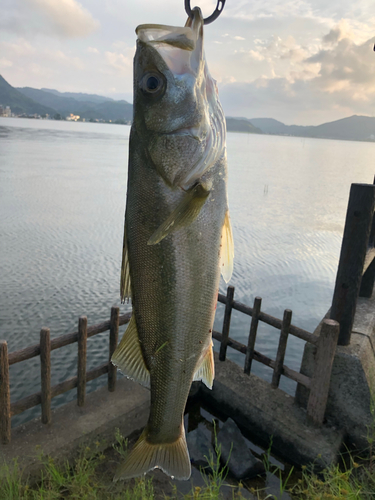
[0, 341, 11, 444]
[244, 297, 262, 375]
[330, 183, 375, 345]
[108, 306, 120, 392]
[40, 327, 52, 424]
[307, 319, 339, 426]
[360, 253, 375, 298]
[77, 316, 87, 407]
[272, 309, 292, 388]
[219, 286, 235, 361]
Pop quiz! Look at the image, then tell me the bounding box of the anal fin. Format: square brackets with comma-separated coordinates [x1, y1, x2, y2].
[147, 182, 210, 245]
[111, 315, 150, 389]
[193, 343, 215, 389]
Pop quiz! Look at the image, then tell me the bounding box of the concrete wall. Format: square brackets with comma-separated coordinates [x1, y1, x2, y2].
[296, 294, 375, 451]
[0, 377, 150, 481]
[200, 353, 344, 468]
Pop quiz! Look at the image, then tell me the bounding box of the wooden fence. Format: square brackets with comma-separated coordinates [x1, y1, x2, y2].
[0, 308, 131, 445]
[213, 286, 339, 426]
[0, 292, 339, 445]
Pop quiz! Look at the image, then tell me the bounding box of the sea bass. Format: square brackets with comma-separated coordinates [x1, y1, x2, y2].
[112, 7, 233, 481]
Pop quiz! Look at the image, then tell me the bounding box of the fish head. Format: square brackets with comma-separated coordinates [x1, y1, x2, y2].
[133, 8, 226, 188]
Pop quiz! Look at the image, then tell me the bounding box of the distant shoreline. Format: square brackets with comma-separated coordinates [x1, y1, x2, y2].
[2, 115, 374, 144]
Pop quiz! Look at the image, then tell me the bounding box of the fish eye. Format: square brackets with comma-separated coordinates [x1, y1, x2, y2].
[141, 72, 165, 95]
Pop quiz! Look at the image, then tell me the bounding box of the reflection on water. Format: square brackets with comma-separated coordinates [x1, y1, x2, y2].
[1, 117, 375, 426]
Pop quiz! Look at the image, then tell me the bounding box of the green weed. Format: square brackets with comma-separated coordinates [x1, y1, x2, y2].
[112, 427, 128, 459]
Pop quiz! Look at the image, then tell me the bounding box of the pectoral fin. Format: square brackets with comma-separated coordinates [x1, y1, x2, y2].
[193, 342, 215, 389]
[111, 315, 150, 389]
[147, 182, 210, 245]
[220, 210, 234, 283]
[120, 225, 131, 303]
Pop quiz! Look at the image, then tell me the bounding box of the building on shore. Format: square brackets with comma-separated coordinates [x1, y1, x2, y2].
[0, 105, 11, 117]
[66, 113, 80, 122]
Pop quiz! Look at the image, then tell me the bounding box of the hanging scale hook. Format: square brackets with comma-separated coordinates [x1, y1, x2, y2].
[185, 0, 226, 25]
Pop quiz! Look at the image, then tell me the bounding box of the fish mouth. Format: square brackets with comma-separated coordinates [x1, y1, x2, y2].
[136, 10, 203, 76]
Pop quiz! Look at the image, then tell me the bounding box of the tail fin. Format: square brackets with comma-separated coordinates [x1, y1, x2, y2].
[114, 424, 191, 481]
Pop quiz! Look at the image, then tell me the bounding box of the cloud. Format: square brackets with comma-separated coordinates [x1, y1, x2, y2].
[306, 33, 375, 89]
[0, 58, 13, 69]
[248, 50, 265, 61]
[219, 23, 375, 125]
[1, 39, 36, 57]
[26, 0, 100, 36]
[220, 33, 319, 83]
[1, 0, 99, 38]
[104, 51, 132, 73]
[223, 0, 319, 21]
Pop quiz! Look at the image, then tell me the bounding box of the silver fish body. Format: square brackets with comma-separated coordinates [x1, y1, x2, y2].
[112, 8, 233, 481]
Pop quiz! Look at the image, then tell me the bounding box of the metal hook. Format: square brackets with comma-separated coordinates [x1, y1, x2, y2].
[185, 0, 226, 25]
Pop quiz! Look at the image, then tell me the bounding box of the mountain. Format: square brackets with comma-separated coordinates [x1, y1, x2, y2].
[17, 84, 132, 122]
[246, 118, 292, 135]
[3, 74, 375, 141]
[249, 116, 375, 142]
[77, 100, 133, 122]
[226, 117, 263, 134]
[41, 88, 113, 104]
[17, 87, 88, 115]
[0, 75, 56, 116]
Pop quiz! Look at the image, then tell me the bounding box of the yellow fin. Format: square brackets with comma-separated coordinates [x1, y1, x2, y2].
[114, 423, 191, 481]
[120, 225, 131, 303]
[111, 315, 150, 389]
[193, 343, 215, 389]
[147, 183, 210, 245]
[220, 210, 234, 283]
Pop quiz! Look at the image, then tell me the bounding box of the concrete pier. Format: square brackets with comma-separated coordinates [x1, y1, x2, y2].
[296, 293, 375, 451]
[200, 353, 344, 469]
[0, 377, 149, 479]
[1, 354, 345, 477]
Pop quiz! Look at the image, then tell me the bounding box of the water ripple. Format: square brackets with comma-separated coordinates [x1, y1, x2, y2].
[1, 118, 374, 424]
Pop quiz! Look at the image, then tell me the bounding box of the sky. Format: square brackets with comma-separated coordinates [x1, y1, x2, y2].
[1, 0, 375, 125]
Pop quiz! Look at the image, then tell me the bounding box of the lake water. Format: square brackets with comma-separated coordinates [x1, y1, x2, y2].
[1, 116, 374, 427]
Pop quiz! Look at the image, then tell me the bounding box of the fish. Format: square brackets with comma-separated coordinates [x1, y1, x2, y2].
[111, 6, 234, 481]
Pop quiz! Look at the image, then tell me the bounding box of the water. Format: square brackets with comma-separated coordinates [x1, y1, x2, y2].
[1, 117, 374, 426]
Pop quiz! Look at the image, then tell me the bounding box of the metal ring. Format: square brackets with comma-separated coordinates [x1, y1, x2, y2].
[185, 0, 226, 25]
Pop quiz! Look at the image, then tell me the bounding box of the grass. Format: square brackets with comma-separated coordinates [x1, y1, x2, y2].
[0, 427, 247, 500]
[290, 453, 375, 500]
[2, 418, 375, 500]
